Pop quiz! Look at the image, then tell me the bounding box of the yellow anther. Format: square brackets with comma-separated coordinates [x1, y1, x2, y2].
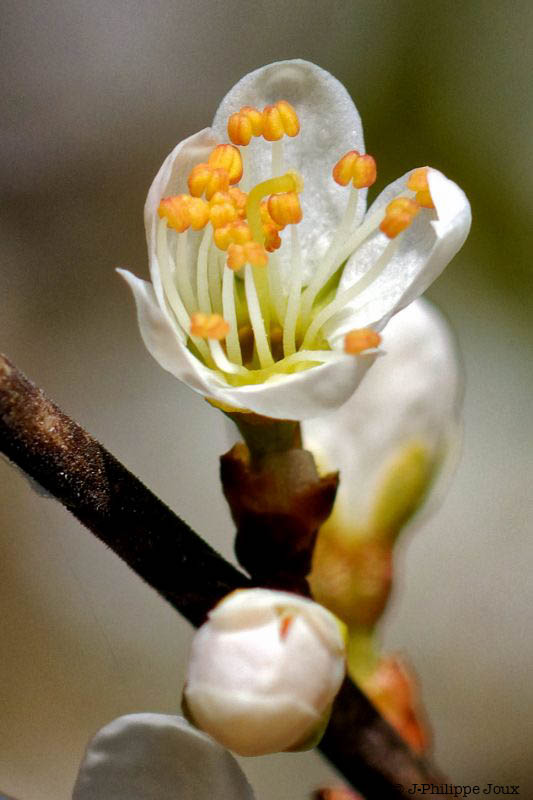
[241, 106, 264, 136]
[267, 192, 303, 226]
[407, 167, 435, 209]
[344, 328, 382, 354]
[228, 187, 248, 218]
[333, 150, 377, 188]
[228, 112, 253, 146]
[380, 197, 421, 239]
[262, 100, 300, 141]
[188, 163, 230, 200]
[262, 222, 282, 252]
[245, 172, 303, 245]
[190, 312, 230, 340]
[214, 220, 252, 251]
[260, 199, 284, 231]
[227, 106, 264, 145]
[207, 144, 243, 185]
[188, 197, 210, 230]
[209, 195, 238, 228]
[158, 195, 191, 233]
[275, 100, 300, 137]
[227, 241, 268, 271]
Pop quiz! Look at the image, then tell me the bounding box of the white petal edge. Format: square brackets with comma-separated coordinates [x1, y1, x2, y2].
[119, 269, 377, 420]
[327, 168, 471, 345]
[304, 298, 463, 529]
[212, 59, 368, 285]
[72, 713, 255, 800]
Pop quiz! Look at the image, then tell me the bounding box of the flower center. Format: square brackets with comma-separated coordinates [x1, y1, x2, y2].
[156, 103, 435, 387]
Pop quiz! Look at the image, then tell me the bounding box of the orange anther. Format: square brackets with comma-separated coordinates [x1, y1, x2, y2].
[241, 105, 264, 136]
[158, 195, 191, 233]
[380, 197, 421, 238]
[188, 163, 230, 200]
[344, 328, 382, 354]
[208, 144, 243, 184]
[228, 112, 253, 146]
[227, 241, 268, 271]
[260, 199, 284, 231]
[262, 222, 282, 252]
[275, 100, 300, 137]
[190, 312, 229, 340]
[214, 221, 252, 251]
[209, 197, 238, 229]
[333, 150, 377, 188]
[333, 150, 359, 186]
[352, 153, 377, 189]
[267, 191, 302, 226]
[188, 197, 210, 230]
[262, 100, 300, 142]
[228, 187, 248, 218]
[407, 167, 434, 209]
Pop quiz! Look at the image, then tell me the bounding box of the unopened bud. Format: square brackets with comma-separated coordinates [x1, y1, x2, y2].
[183, 589, 346, 756]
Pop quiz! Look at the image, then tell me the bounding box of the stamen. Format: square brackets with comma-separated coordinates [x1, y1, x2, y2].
[222, 265, 242, 365]
[344, 328, 382, 354]
[262, 101, 300, 141]
[407, 167, 435, 209]
[266, 251, 287, 326]
[208, 245, 223, 315]
[156, 219, 211, 364]
[196, 227, 214, 313]
[174, 232, 197, 315]
[380, 197, 420, 238]
[301, 238, 399, 349]
[227, 106, 264, 145]
[246, 172, 303, 245]
[268, 192, 302, 226]
[158, 195, 192, 233]
[190, 311, 229, 340]
[188, 197, 210, 230]
[244, 264, 274, 368]
[207, 144, 243, 184]
[283, 225, 304, 357]
[333, 151, 376, 189]
[188, 164, 230, 200]
[227, 241, 268, 271]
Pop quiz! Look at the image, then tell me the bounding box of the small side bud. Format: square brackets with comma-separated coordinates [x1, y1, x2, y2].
[344, 328, 381, 354]
[183, 588, 346, 756]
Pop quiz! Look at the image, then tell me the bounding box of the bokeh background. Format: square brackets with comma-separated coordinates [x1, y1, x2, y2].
[1, 1, 532, 797]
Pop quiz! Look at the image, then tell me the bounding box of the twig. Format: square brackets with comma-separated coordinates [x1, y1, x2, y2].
[0, 353, 452, 799]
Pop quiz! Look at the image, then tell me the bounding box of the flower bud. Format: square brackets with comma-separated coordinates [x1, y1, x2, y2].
[183, 588, 346, 756]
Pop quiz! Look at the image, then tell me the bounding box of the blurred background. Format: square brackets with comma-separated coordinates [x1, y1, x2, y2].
[1, 1, 532, 797]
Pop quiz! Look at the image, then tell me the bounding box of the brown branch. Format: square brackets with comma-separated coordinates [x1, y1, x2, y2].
[0, 353, 452, 799]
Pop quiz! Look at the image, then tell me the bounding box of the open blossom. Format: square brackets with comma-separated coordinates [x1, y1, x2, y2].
[119, 60, 470, 420]
[72, 713, 255, 799]
[183, 589, 346, 756]
[305, 299, 463, 625]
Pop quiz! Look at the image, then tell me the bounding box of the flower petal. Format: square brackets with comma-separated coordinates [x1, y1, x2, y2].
[212, 60, 367, 285]
[120, 268, 376, 420]
[326, 168, 471, 345]
[72, 713, 255, 800]
[144, 129, 218, 310]
[304, 298, 463, 529]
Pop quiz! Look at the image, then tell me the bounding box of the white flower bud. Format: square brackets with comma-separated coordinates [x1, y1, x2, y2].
[183, 588, 346, 756]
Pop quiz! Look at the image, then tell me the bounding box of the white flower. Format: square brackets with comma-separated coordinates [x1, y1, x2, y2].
[182, 588, 346, 756]
[120, 59, 470, 420]
[304, 298, 463, 536]
[72, 713, 255, 800]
